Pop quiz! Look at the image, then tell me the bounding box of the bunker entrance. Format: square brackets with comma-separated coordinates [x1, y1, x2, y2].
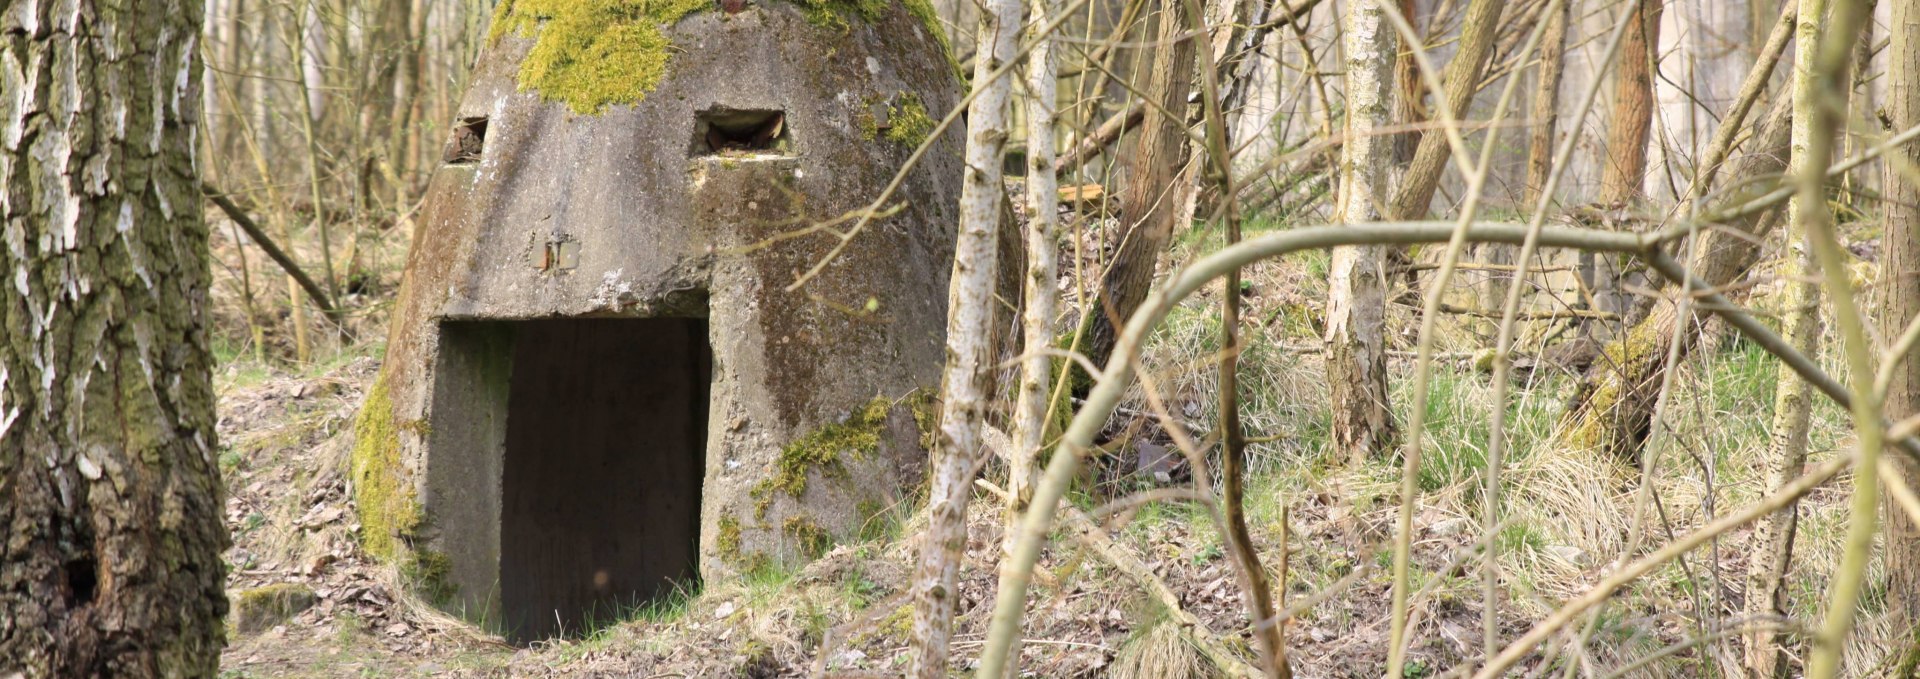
[495, 318, 710, 643]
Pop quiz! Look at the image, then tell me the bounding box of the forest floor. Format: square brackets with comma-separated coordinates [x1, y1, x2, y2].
[210, 216, 1899, 677]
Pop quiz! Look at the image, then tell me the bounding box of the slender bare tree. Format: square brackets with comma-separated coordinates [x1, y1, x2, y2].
[1389, 0, 1504, 219]
[996, 0, 1063, 660]
[1076, 0, 1199, 379]
[1586, 0, 1663, 341]
[1746, 1, 1828, 672]
[0, 0, 229, 676]
[1881, 0, 1920, 668]
[908, 0, 1025, 673]
[1327, 0, 1400, 464]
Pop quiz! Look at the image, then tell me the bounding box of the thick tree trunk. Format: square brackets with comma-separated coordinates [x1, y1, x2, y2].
[1745, 2, 1828, 673]
[907, 0, 1024, 673]
[1881, 0, 1920, 667]
[1586, 0, 1663, 341]
[1328, 0, 1399, 465]
[1076, 0, 1199, 377]
[0, 1, 229, 677]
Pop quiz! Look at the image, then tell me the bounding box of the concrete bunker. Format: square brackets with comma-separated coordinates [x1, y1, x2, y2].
[352, 0, 966, 642]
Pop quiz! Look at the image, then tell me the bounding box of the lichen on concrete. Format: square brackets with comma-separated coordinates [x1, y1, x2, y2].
[884, 93, 935, 147]
[858, 92, 937, 148]
[350, 372, 421, 561]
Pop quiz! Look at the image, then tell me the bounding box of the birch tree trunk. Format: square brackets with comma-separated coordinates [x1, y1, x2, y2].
[992, 5, 1060, 671]
[1006, 0, 1061, 547]
[1327, 0, 1399, 465]
[0, 1, 229, 676]
[1586, 0, 1663, 342]
[907, 0, 1024, 673]
[1879, 0, 1920, 668]
[1745, 7, 1827, 671]
[1076, 0, 1198, 379]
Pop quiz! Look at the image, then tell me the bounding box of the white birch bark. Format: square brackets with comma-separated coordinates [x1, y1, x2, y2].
[907, 0, 1025, 673]
[991, 5, 1059, 672]
[1005, 0, 1059, 546]
[1326, 0, 1398, 465]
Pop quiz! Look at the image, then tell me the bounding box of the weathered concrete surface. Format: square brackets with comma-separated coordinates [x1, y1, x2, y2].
[354, 2, 962, 638]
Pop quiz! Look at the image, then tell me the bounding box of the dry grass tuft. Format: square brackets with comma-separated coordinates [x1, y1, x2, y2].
[1108, 616, 1219, 679]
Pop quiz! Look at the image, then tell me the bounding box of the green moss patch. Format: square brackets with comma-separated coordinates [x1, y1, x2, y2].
[858, 92, 937, 148]
[782, 516, 832, 557]
[789, 0, 949, 59]
[1561, 321, 1662, 455]
[748, 391, 936, 519]
[405, 549, 458, 606]
[350, 373, 422, 561]
[489, 0, 710, 114]
[491, 0, 951, 115]
[232, 583, 318, 635]
[750, 397, 887, 518]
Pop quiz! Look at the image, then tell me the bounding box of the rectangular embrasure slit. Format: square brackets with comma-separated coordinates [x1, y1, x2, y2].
[691, 108, 789, 156]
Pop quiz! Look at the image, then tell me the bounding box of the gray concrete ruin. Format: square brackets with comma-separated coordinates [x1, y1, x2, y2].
[351, 1, 961, 642]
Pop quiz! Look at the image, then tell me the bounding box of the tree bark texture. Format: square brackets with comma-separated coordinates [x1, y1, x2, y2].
[1076, 0, 1198, 378]
[1522, 0, 1569, 209]
[1881, 0, 1920, 666]
[1746, 1, 1828, 672]
[1327, 0, 1399, 465]
[0, 1, 229, 677]
[1388, 0, 1504, 220]
[1587, 0, 1663, 341]
[1007, 0, 1061, 546]
[907, 0, 1024, 673]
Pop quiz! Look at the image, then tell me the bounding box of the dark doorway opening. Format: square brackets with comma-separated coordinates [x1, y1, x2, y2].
[497, 318, 710, 643]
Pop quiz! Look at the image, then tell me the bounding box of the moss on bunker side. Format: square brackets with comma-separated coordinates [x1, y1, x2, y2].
[749, 391, 936, 519]
[350, 373, 422, 562]
[792, 0, 952, 62]
[749, 397, 886, 518]
[782, 515, 832, 557]
[717, 515, 744, 558]
[490, 0, 952, 115]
